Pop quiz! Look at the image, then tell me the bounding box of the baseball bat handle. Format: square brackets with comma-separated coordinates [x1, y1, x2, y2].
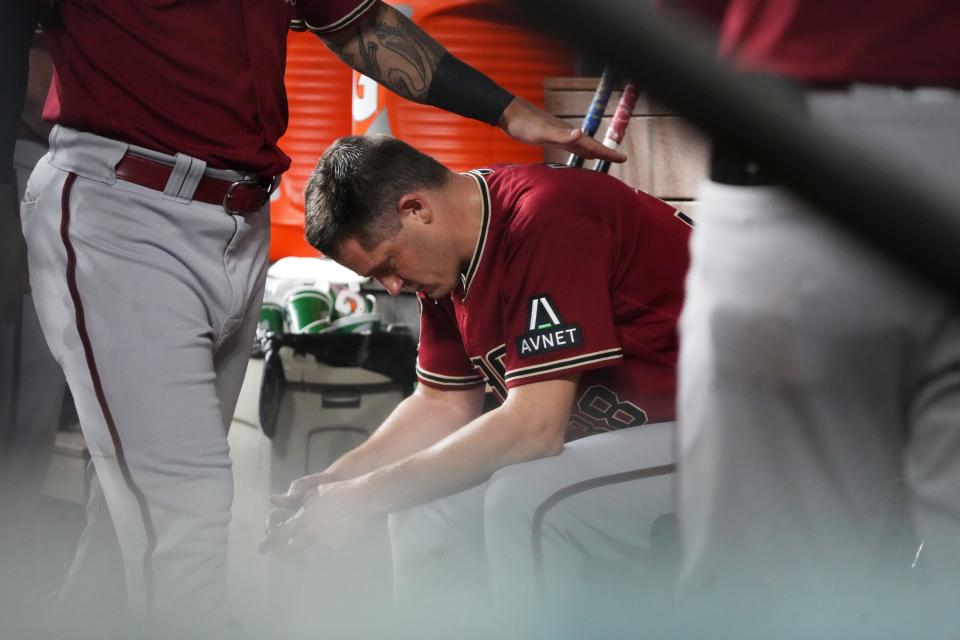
[593, 80, 639, 174]
[567, 66, 616, 168]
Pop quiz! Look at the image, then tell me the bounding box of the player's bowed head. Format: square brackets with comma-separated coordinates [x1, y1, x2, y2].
[304, 135, 486, 300]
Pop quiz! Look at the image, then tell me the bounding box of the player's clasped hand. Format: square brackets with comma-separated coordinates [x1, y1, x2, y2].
[259, 473, 373, 556]
[262, 472, 334, 541]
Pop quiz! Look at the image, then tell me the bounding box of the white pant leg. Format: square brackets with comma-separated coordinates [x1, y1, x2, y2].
[388, 482, 489, 635]
[903, 296, 960, 617]
[21, 127, 269, 633]
[54, 466, 129, 640]
[678, 184, 917, 634]
[485, 423, 676, 640]
[677, 88, 960, 634]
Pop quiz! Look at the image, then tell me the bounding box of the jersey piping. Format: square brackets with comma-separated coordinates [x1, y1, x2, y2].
[504, 348, 624, 383]
[416, 365, 485, 387]
[459, 171, 491, 301]
[301, 0, 377, 34]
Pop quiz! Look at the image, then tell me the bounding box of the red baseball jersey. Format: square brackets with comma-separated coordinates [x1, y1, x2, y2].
[676, 0, 960, 85]
[416, 164, 691, 440]
[41, 0, 376, 176]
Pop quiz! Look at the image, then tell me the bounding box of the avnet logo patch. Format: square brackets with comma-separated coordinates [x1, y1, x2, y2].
[516, 295, 583, 358]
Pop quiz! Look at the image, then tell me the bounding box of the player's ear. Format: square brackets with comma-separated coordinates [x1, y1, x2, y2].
[398, 193, 433, 224]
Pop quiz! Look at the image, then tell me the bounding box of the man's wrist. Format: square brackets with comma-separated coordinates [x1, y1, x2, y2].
[337, 470, 395, 518]
[495, 96, 521, 130]
[425, 53, 514, 126]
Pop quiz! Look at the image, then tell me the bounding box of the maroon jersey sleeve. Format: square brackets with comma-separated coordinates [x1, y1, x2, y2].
[416, 294, 485, 391]
[502, 215, 623, 389]
[293, 0, 377, 34]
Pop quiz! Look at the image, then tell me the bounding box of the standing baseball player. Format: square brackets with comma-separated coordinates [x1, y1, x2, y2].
[11, 0, 624, 633]
[670, 0, 960, 633]
[262, 135, 690, 635]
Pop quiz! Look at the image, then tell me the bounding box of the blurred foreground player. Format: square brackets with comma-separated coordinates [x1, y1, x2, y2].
[14, 0, 625, 633]
[673, 0, 960, 632]
[264, 135, 690, 634]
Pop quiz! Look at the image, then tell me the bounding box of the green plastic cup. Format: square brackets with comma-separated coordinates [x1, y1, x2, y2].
[283, 287, 333, 334]
[258, 302, 284, 335]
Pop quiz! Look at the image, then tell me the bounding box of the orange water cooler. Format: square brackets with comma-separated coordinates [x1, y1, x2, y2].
[270, 32, 353, 261]
[352, 0, 573, 172]
[271, 2, 573, 260]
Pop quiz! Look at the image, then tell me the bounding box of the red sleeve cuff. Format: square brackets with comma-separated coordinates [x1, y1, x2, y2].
[504, 348, 623, 388]
[416, 365, 485, 390]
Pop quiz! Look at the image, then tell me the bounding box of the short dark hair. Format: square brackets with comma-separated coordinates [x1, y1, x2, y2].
[304, 135, 451, 257]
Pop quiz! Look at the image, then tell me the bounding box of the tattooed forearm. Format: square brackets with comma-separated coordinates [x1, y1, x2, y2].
[326, 37, 357, 70]
[323, 2, 446, 103]
[370, 19, 443, 101]
[356, 25, 383, 82]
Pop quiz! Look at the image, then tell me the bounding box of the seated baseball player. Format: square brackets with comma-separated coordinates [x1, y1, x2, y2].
[261, 135, 690, 634]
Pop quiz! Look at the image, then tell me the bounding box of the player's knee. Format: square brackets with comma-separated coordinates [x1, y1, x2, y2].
[485, 465, 542, 533]
[388, 501, 461, 564]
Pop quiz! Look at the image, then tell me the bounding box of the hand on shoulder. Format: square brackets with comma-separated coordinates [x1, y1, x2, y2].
[497, 97, 628, 164]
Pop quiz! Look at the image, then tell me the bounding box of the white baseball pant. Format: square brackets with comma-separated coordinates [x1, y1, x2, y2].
[678, 85, 960, 635]
[389, 422, 676, 639]
[21, 125, 269, 632]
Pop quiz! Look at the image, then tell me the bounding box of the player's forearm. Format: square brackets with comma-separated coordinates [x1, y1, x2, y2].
[320, 2, 443, 103]
[261, 382, 573, 553]
[324, 387, 480, 481]
[348, 396, 566, 516]
[320, 1, 513, 125]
